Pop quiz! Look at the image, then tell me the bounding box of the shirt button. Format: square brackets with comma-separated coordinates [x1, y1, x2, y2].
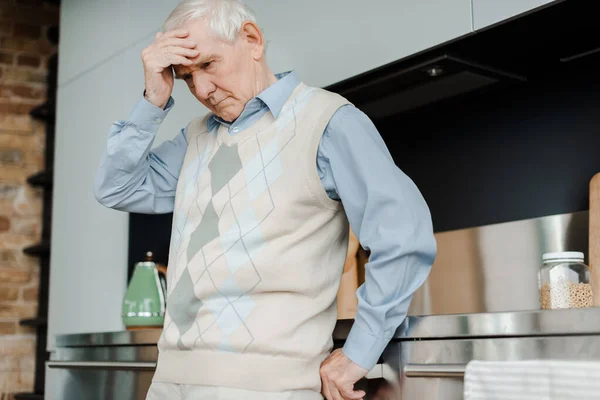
[232, 127, 239, 133]
[154, 118, 163, 123]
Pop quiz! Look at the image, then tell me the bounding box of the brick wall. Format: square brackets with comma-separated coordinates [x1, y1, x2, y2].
[0, 0, 58, 398]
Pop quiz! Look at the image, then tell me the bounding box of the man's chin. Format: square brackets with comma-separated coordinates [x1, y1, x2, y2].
[214, 109, 241, 123]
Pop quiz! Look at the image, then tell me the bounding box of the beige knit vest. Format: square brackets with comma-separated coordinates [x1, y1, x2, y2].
[153, 83, 350, 393]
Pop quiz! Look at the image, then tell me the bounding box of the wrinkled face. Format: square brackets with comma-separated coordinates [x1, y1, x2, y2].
[173, 19, 262, 122]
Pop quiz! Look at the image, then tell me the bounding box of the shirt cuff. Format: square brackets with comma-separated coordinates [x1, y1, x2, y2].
[129, 94, 175, 132]
[342, 322, 391, 371]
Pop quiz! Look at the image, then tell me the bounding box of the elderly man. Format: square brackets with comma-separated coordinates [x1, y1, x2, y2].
[94, 1, 436, 399]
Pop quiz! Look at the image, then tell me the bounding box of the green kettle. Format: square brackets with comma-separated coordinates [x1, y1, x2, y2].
[122, 251, 167, 330]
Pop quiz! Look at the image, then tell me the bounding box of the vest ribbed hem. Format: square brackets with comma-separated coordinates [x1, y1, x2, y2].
[153, 349, 323, 393]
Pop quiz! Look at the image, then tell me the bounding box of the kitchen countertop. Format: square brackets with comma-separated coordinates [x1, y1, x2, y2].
[55, 308, 600, 348]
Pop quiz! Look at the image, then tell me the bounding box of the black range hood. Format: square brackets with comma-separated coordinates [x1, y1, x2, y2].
[345, 55, 525, 119]
[326, 0, 599, 120]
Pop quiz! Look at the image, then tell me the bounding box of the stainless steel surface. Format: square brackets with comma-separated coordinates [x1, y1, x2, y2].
[124, 311, 164, 317]
[53, 344, 158, 363]
[49, 210, 594, 399]
[47, 361, 156, 370]
[49, 327, 391, 400]
[404, 364, 466, 378]
[58, 307, 600, 351]
[49, 332, 161, 400]
[398, 335, 600, 399]
[46, 366, 155, 400]
[51, 319, 600, 400]
[335, 307, 600, 340]
[55, 329, 161, 347]
[404, 335, 600, 365]
[408, 211, 589, 316]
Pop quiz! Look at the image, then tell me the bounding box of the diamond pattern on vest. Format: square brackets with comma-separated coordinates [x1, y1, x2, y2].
[166, 268, 203, 349]
[209, 143, 243, 194]
[164, 91, 308, 353]
[187, 201, 219, 264]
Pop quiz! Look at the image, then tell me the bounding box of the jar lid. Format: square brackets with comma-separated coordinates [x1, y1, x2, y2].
[542, 251, 584, 261]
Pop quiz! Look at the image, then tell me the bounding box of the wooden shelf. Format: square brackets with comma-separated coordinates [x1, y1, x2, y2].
[27, 170, 53, 189]
[29, 102, 55, 122]
[23, 241, 50, 257]
[20, 317, 47, 328]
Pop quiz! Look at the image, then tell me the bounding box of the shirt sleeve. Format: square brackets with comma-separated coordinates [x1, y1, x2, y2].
[94, 95, 188, 214]
[317, 104, 437, 370]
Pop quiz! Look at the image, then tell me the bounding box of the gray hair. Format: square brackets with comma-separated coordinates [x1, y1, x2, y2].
[163, 0, 258, 44]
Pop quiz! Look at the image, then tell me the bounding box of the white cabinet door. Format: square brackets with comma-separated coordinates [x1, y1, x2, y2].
[49, 50, 129, 351]
[57, 0, 128, 86]
[245, 0, 472, 88]
[473, 0, 556, 30]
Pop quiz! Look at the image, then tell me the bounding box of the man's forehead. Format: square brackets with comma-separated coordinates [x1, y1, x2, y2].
[183, 18, 215, 41]
[173, 53, 214, 77]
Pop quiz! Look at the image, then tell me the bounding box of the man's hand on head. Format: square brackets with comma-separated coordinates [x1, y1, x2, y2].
[141, 29, 198, 109]
[320, 348, 368, 400]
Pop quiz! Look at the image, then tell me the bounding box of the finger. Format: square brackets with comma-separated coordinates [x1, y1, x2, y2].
[155, 32, 162, 40]
[340, 387, 366, 400]
[164, 54, 194, 67]
[163, 46, 199, 59]
[329, 385, 345, 400]
[158, 37, 197, 49]
[160, 29, 189, 39]
[321, 378, 333, 400]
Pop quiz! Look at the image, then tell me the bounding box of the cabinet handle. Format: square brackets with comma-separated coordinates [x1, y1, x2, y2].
[47, 361, 156, 371]
[405, 363, 466, 378]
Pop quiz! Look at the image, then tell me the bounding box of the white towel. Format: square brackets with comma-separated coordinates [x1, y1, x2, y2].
[464, 360, 600, 400]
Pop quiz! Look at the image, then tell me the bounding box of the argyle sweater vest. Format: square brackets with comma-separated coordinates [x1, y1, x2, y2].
[153, 83, 351, 393]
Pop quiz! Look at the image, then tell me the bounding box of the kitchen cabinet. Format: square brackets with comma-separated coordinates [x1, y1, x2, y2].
[57, 0, 128, 86]
[472, 0, 557, 30]
[245, 0, 473, 88]
[58, 0, 180, 86]
[48, 309, 600, 400]
[49, 51, 129, 352]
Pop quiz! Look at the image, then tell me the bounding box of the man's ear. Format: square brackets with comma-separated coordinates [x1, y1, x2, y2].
[240, 21, 265, 60]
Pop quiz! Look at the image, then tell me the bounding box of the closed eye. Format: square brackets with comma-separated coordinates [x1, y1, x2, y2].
[200, 61, 213, 69]
[182, 73, 194, 88]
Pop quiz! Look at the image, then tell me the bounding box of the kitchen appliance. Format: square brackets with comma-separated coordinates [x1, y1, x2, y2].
[47, 308, 600, 400]
[48, 211, 600, 399]
[122, 252, 167, 329]
[326, 1, 600, 118]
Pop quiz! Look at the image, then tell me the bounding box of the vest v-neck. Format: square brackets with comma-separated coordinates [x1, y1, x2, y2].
[217, 83, 308, 147]
[218, 109, 273, 147]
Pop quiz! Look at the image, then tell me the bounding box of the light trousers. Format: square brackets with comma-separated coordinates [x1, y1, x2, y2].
[145, 382, 324, 400]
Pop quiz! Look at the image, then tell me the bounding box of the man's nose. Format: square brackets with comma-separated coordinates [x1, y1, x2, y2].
[193, 74, 216, 100]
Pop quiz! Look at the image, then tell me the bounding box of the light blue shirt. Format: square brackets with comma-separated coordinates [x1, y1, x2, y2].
[94, 71, 436, 371]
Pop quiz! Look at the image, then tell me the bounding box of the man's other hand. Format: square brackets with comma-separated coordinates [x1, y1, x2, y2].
[320, 348, 368, 400]
[141, 29, 198, 109]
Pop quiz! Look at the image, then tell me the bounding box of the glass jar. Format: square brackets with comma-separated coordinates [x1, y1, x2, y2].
[538, 251, 593, 310]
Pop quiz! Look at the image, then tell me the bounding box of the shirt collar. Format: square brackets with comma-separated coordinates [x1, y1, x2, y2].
[256, 70, 300, 119]
[206, 71, 300, 131]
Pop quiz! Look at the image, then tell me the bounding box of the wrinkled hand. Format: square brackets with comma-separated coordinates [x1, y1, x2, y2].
[141, 29, 198, 109]
[320, 348, 368, 400]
